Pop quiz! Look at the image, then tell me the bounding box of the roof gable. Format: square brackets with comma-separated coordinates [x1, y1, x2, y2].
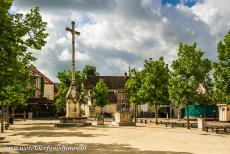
[85, 75, 127, 90]
[29, 66, 54, 84]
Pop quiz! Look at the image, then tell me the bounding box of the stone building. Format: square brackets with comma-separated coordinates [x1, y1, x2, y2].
[27, 66, 58, 118]
[82, 74, 129, 117]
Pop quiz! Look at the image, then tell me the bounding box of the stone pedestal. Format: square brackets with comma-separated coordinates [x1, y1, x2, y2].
[28, 112, 33, 119]
[97, 115, 104, 125]
[55, 85, 91, 127]
[198, 118, 206, 131]
[65, 85, 80, 118]
[112, 112, 136, 126]
[66, 99, 80, 118]
[55, 116, 91, 127]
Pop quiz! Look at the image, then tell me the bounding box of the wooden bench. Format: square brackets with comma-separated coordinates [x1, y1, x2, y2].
[223, 126, 230, 132]
[215, 125, 230, 133]
[160, 121, 175, 127]
[139, 119, 153, 124]
[205, 126, 216, 132]
[205, 125, 230, 133]
[159, 121, 197, 128]
[174, 122, 185, 127]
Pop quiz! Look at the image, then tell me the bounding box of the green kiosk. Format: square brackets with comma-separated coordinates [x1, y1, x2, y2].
[184, 105, 218, 120]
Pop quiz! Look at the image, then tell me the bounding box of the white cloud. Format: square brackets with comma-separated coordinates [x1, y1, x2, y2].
[58, 48, 90, 61]
[58, 48, 71, 61]
[12, 0, 230, 82]
[191, 0, 230, 37]
[76, 50, 90, 61]
[57, 37, 67, 44]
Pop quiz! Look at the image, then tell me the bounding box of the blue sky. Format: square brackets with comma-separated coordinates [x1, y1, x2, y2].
[161, 0, 199, 7]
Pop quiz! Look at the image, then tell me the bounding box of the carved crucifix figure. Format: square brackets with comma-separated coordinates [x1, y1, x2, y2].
[65, 21, 81, 118]
[66, 21, 80, 85]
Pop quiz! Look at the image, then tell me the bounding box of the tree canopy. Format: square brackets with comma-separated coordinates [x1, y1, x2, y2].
[140, 57, 170, 106]
[55, 65, 99, 109]
[0, 0, 48, 106]
[55, 70, 84, 109]
[169, 43, 212, 128]
[0, 0, 48, 132]
[213, 31, 230, 104]
[125, 68, 143, 106]
[91, 79, 109, 110]
[169, 43, 212, 105]
[82, 65, 99, 78]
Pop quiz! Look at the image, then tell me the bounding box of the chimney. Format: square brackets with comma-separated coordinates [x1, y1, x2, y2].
[124, 72, 128, 79]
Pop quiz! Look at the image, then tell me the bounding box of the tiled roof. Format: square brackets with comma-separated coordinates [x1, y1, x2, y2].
[84, 75, 127, 90]
[29, 65, 54, 84]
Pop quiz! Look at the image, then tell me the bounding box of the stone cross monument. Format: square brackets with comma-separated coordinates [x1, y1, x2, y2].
[65, 21, 81, 118]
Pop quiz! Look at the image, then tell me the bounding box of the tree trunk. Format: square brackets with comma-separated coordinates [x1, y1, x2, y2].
[12, 106, 15, 125]
[134, 104, 137, 123]
[1, 107, 5, 133]
[6, 106, 9, 124]
[78, 102, 81, 117]
[186, 104, 190, 129]
[12, 107, 15, 118]
[155, 104, 158, 125]
[23, 110, 26, 121]
[100, 107, 103, 115]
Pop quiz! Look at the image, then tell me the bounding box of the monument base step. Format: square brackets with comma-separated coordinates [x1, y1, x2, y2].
[92, 121, 105, 126]
[54, 122, 91, 128]
[112, 121, 136, 126]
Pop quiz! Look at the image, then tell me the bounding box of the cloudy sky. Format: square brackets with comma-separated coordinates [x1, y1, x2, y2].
[11, 0, 230, 82]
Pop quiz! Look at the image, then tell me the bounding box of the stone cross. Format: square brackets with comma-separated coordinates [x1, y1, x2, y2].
[66, 21, 80, 85]
[65, 21, 81, 118]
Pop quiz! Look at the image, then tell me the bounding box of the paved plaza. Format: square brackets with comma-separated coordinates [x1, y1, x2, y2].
[0, 120, 230, 154]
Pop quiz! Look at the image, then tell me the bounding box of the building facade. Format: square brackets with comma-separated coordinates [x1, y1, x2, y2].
[83, 75, 129, 117]
[27, 66, 57, 118]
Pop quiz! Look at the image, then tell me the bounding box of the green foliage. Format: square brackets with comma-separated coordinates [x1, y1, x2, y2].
[140, 57, 170, 105]
[125, 68, 143, 105]
[126, 58, 170, 107]
[55, 65, 99, 109]
[82, 65, 99, 78]
[0, 1, 48, 107]
[92, 79, 109, 108]
[55, 70, 84, 108]
[213, 31, 230, 104]
[169, 43, 212, 105]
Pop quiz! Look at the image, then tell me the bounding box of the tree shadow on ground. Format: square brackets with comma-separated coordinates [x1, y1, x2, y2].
[4, 142, 194, 154]
[11, 123, 100, 131]
[12, 125, 56, 131]
[13, 122, 54, 125]
[9, 131, 106, 138]
[0, 137, 9, 143]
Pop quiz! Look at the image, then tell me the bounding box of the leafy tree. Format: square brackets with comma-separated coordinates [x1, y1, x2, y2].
[0, 0, 48, 132]
[125, 68, 143, 123]
[55, 65, 99, 112]
[169, 43, 212, 129]
[55, 70, 84, 109]
[213, 31, 230, 104]
[91, 79, 109, 115]
[140, 57, 170, 124]
[82, 65, 99, 78]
